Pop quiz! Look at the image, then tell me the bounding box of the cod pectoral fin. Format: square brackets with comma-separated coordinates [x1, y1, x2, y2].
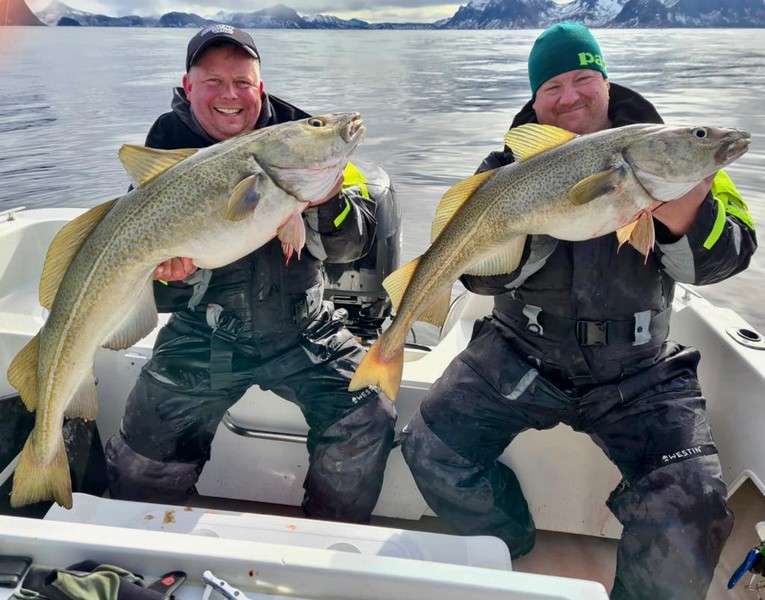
[348, 336, 403, 402]
[40, 199, 118, 309]
[277, 211, 307, 264]
[226, 173, 266, 221]
[569, 166, 627, 206]
[7, 335, 40, 411]
[431, 170, 497, 242]
[118, 145, 197, 188]
[11, 434, 72, 509]
[503, 123, 578, 161]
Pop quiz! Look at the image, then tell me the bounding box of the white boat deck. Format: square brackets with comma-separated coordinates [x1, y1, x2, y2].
[2, 207, 764, 599]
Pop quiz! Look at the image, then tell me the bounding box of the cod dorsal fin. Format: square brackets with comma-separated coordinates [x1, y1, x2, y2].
[7, 335, 40, 412]
[383, 257, 420, 313]
[431, 169, 497, 243]
[40, 199, 118, 309]
[503, 124, 578, 161]
[118, 145, 198, 188]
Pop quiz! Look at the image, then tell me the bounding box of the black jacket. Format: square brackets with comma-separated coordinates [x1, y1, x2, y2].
[462, 83, 757, 382]
[148, 88, 377, 346]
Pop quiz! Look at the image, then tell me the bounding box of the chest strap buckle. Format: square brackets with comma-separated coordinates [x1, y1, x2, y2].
[522, 304, 544, 336]
[206, 303, 243, 343]
[575, 320, 609, 346]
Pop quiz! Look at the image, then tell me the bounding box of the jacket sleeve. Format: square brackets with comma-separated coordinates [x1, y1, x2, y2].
[655, 170, 757, 285]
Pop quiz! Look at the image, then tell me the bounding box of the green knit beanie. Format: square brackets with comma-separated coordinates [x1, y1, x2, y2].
[528, 22, 607, 96]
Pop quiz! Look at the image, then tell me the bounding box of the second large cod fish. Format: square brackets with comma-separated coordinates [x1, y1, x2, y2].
[8, 112, 365, 508]
[349, 123, 750, 401]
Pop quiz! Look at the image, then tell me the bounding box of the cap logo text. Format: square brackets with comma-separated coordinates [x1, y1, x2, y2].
[578, 52, 605, 69]
[202, 24, 235, 36]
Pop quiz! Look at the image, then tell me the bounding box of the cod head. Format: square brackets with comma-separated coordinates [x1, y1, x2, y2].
[243, 112, 366, 204]
[623, 125, 751, 201]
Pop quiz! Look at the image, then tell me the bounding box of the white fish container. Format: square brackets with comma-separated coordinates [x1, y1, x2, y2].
[0, 511, 609, 600]
[45, 493, 510, 570]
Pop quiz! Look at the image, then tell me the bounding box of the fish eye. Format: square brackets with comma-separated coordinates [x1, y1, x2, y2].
[308, 118, 325, 127]
[693, 128, 708, 139]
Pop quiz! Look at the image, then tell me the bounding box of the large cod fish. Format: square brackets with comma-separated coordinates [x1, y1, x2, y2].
[349, 123, 750, 401]
[8, 112, 365, 508]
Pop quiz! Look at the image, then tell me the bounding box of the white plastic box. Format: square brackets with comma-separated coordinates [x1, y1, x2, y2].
[1, 504, 610, 600]
[44, 493, 511, 570]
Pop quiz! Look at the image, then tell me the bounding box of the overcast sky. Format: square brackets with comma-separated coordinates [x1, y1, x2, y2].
[26, 0, 470, 23]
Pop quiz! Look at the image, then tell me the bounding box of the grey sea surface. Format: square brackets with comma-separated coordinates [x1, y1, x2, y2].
[0, 27, 763, 334]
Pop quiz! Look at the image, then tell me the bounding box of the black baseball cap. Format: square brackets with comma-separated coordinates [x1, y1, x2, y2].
[185, 24, 260, 72]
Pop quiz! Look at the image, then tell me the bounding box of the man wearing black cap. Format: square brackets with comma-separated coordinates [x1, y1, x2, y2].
[401, 23, 757, 599]
[104, 24, 397, 525]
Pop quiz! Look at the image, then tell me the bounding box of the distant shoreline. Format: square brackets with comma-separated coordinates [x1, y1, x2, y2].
[5, 0, 765, 29]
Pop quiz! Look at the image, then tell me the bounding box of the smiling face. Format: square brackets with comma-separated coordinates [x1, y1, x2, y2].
[183, 44, 264, 142]
[532, 69, 611, 134]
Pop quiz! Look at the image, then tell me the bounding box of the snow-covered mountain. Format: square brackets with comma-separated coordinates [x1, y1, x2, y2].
[35, 0, 91, 25]
[443, 0, 765, 28]
[33, 0, 155, 26]
[304, 14, 370, 29]
[10, 0, 765, 29]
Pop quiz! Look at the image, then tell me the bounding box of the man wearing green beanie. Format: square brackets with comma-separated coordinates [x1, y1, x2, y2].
[528, 22, 608, 99]
[528, 21, 612, 135]
[402, 22, 756, 600]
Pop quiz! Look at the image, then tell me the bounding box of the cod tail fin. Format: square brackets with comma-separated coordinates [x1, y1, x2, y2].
[348, 336, 404, 403]
[10, 434, 72, 509]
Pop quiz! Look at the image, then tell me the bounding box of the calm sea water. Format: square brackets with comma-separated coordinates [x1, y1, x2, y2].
[0, 27, 763, 333]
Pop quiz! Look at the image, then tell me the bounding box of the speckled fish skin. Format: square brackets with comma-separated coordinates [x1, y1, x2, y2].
[417, 123, 750, 296]
[350, 124, 750, 401]
[441, 124, 750, 248]
[7, 112, 365, 509]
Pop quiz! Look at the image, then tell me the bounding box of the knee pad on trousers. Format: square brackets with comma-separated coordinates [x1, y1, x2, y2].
[302, 396, 395, 523]
[401, 410, 451, 470]
[104, 432, 202, 505]
[608, 456, 732, 600]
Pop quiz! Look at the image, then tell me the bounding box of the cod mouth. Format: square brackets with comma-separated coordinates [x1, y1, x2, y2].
[716, 130, 751, 165]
